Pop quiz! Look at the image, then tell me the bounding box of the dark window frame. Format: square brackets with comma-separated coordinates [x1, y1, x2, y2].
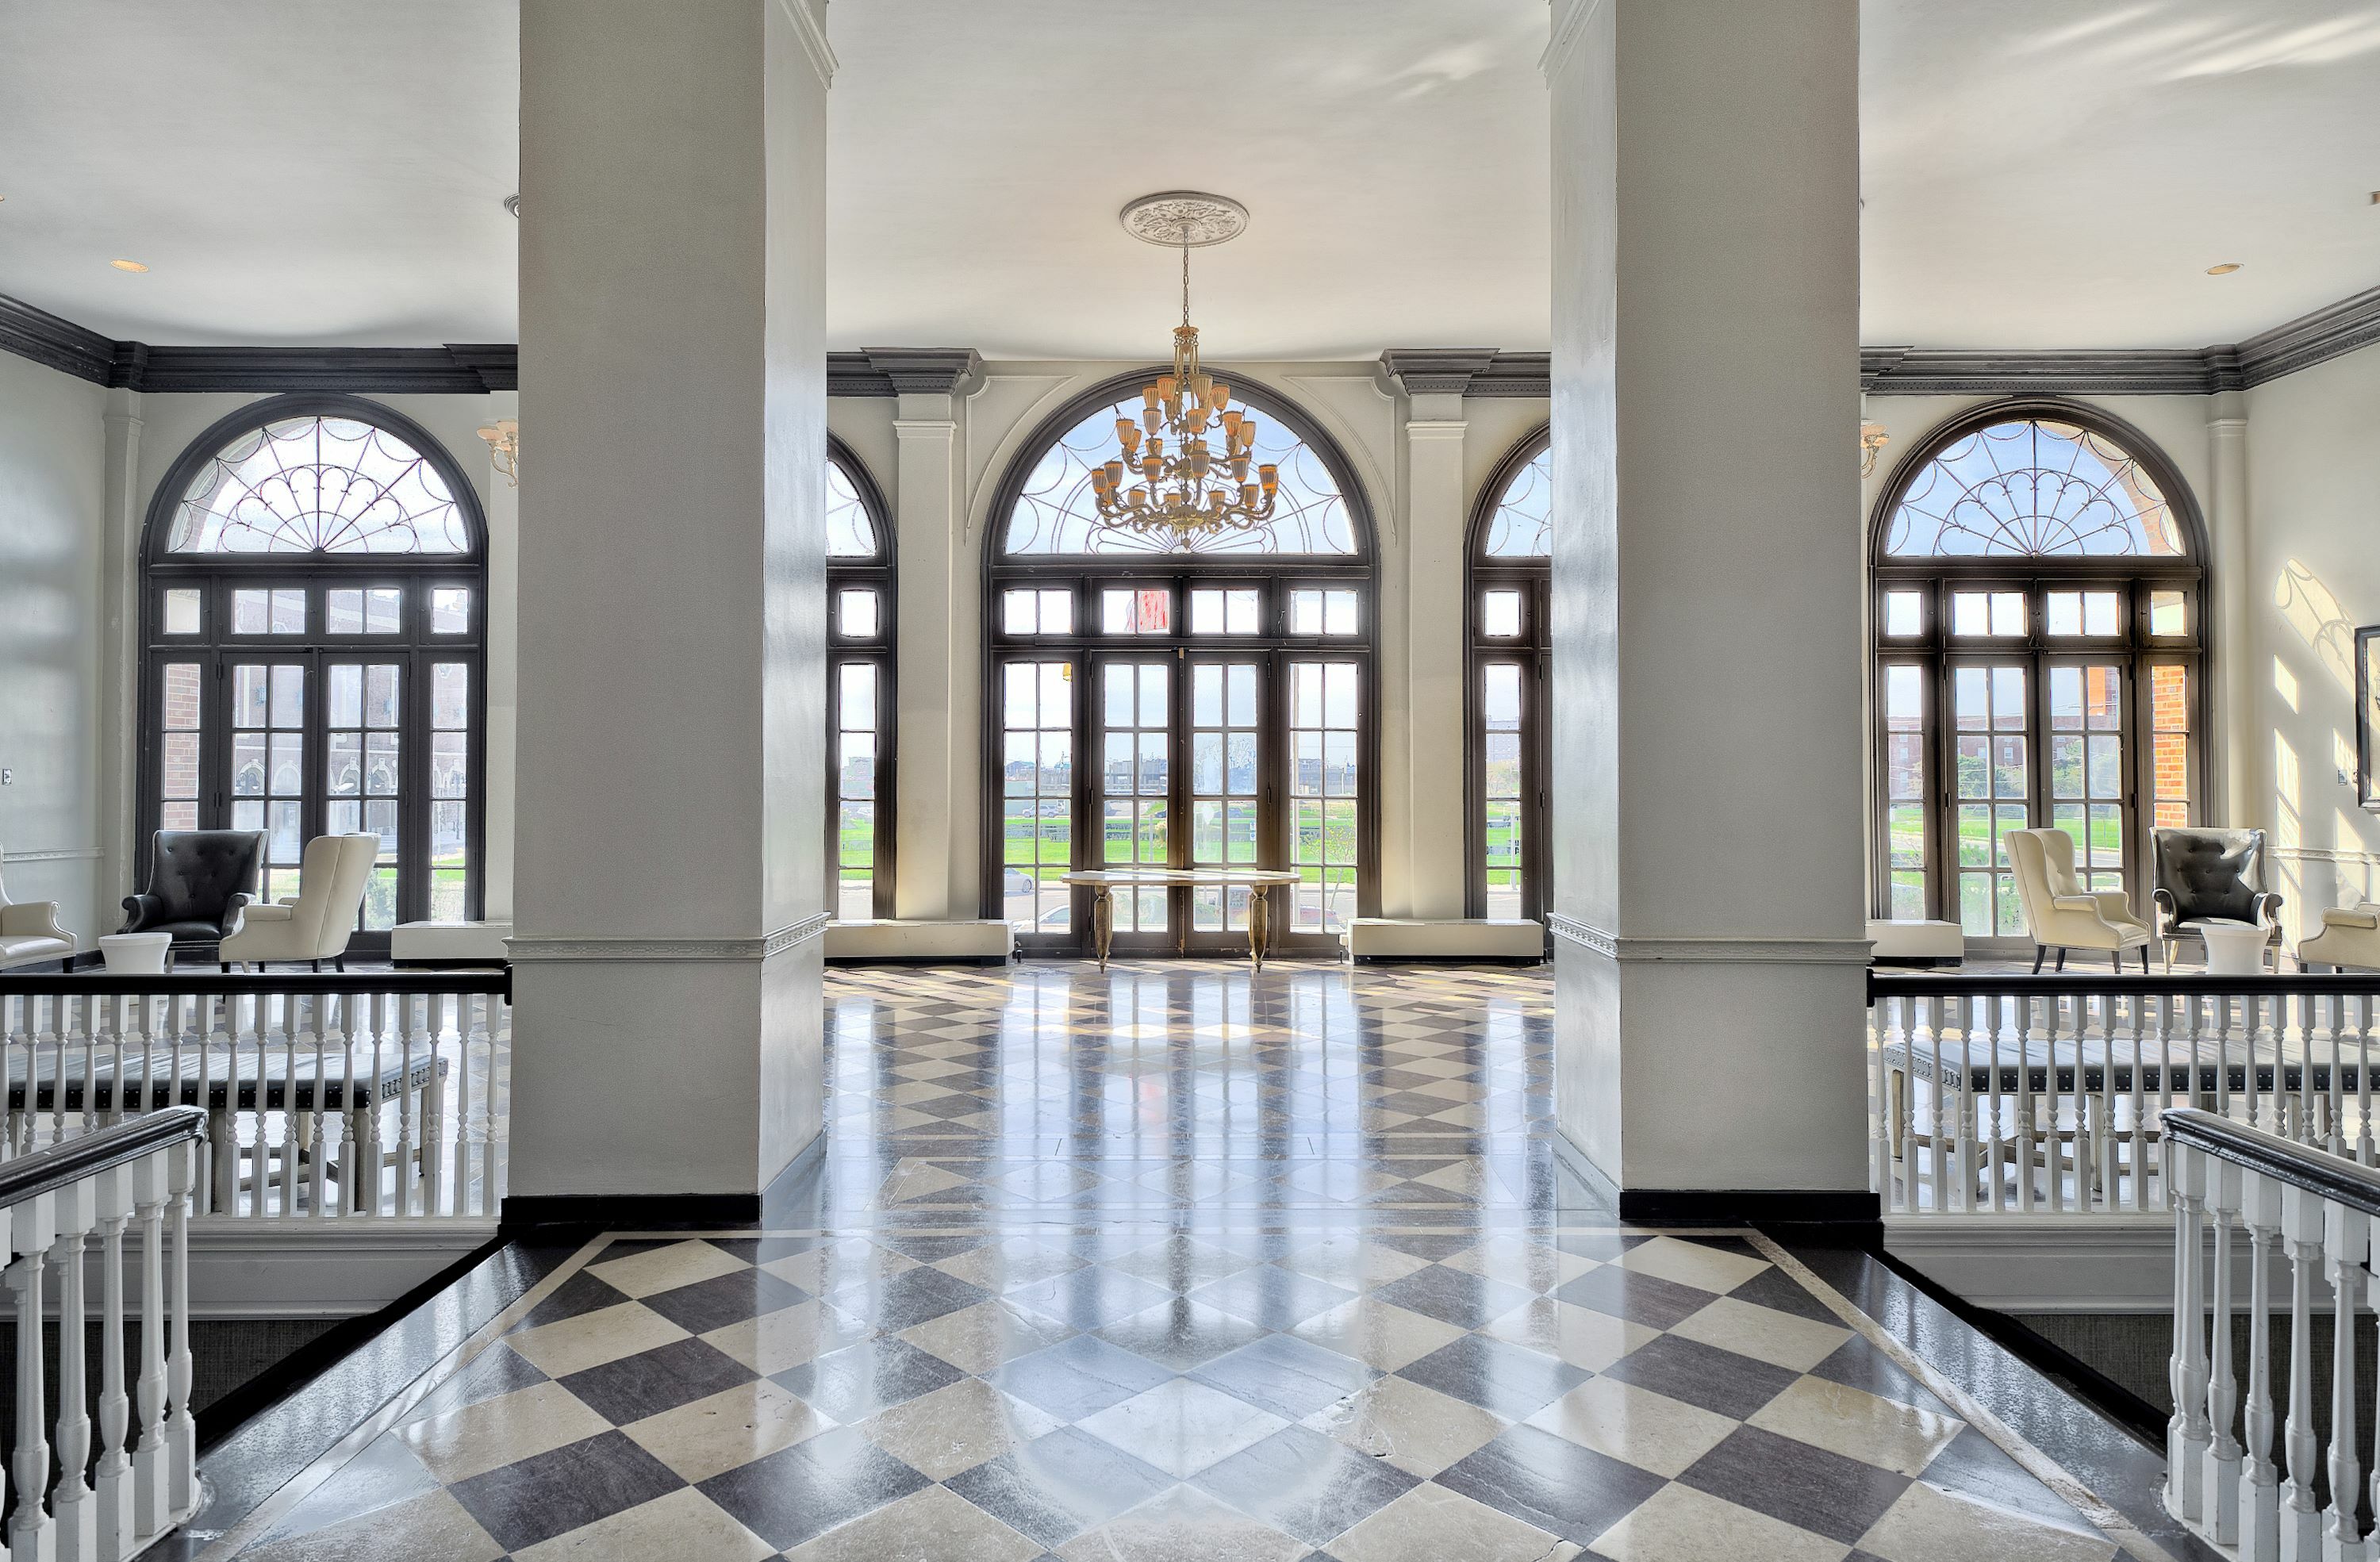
[1867, 397, 2210, 933]
[1464, 425, 1552, 925]
[980, 370, 1381, 958]
[827, 436, 897, 920]
[138, 393, 489, 954]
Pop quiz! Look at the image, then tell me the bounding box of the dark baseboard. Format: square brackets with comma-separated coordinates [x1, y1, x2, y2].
[498, 1192, 762, 1234]
[195, 1232, 507, 1451]
[1871, 1248, 2166, 1446]
[1618, 1185, 1883, 1241]
[1870, 955, 1962, 969]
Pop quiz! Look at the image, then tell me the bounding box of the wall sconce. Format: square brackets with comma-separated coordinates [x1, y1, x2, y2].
[478, 418, 520, 488]
[1859, 421, 1890, 479]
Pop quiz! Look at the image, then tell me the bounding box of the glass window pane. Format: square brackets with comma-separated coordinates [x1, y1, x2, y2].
[326, 589, 363, 634]
[1004, 589, 1038, 635]
[2083, 592, 2119, 636]
[233, 590, 270, 635]
[1483, 590, 1522, 638]
[1951, 593, 1986, 637]
[837, 587, 879, 638]
[272, 589, 306, 634]
[2046, 592, 2080, 636]
[432, 587, 472, 633]
[432, 663, 470, 729]
[1882, 591, 1921, 638]
[367, 588, 401, 633]
[1990, 592, 2024, 636]
[162, 589, 201, 634]
[839, 663, 876, 731]
[1040, 590, 1073, 633]
[2150, 590, 2186, 637]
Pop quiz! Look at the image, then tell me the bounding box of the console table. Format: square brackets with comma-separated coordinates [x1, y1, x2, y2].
[1059, 869, 1303, 972]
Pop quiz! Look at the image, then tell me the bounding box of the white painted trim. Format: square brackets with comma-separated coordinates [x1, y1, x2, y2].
[1539, 0, 1605, 83]
[506, 911, 831, 962]
[1403, 420, 1468, 441]
[0, 846, 103, 864]
[1887, 1213, 2216, 1313]
[2277, 846, 2380, 869]
[179, 1218, 497, 1319]
[1546, 915, 1874, 965]
[776, 0, 836, 86]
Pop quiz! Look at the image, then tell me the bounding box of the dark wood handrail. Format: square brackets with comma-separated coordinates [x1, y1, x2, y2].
[2163, 1107, 2380, 1219]
[1869, 970, 2380, 1002]
[0, 1107, 205, 1212]
[0, 969, 510, 1001]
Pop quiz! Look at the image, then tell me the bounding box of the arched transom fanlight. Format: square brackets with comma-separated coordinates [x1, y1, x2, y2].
[168, 416, 471, 555]
[1883, 416, 2185, 558]
[827, 457, 878, 558]
[1004, 393, 1357, 556]
[1484, 447, 1551, 558]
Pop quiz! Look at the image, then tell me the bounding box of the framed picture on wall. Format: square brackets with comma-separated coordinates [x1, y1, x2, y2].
[2360, 626, 2380, 813]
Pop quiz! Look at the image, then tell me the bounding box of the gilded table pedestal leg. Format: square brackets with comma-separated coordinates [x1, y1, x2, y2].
[1248, 887, 1269, 973]
[1092, 886, 1114, 972]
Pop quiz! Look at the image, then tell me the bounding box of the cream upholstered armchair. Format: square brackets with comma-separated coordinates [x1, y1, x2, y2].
[0, 845, 76, 971]
[2007, 827, 2155, 973]
[2301, 904, 2380, 973]
[218, 835, 378, 971]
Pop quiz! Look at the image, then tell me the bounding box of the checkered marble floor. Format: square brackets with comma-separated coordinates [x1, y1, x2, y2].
[203, 963, 2174, 1562]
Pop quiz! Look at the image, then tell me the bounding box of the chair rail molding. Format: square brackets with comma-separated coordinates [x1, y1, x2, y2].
[504, 913, 832, 962]
[0, 846, 103, 864]
[1545, 915, 1875, 964]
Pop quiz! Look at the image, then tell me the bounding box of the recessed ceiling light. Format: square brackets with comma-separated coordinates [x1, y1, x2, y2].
[109, 258, 149, 273]
[2205, 262, 2243, 275]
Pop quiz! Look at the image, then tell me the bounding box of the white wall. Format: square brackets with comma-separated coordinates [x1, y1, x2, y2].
[0, 354, 107, 940]
[2241, 343, 2380, 931]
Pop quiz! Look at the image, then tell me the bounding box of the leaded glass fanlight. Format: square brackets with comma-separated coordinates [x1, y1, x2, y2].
[1481, 446, 1551, 558]
[1883, 416, 2183, 558]
[170, 416, 471, 555]
[1003, 394, 1356, 556]
[827, 458, 880, 559]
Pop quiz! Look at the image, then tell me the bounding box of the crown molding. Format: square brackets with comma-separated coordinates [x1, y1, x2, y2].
[1377, 348, 1549, 399]
[776, 0, 836, 88]
[828, 348, 983, 398]
[1540, 0, 1606, 83]
[0, 296, 517, 393]
[1863, 285, 2380, 397]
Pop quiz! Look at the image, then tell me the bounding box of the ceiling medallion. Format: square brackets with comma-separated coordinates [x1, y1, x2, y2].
[1090, 193, 1276, 549]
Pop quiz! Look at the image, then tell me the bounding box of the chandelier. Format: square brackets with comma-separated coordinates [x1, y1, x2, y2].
[1088, 193, 1276, 548]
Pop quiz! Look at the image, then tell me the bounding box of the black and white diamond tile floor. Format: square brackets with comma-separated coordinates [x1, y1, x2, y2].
[200, 963, 2188, 1561]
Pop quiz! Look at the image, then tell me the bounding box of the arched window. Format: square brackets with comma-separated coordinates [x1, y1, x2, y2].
[140, 395, 487, 948]
[827, 441, 894, 920]
[1468, 429, 1551, 922]
[1871, 404, 2205, 937]
[985, 375, 1376, 956]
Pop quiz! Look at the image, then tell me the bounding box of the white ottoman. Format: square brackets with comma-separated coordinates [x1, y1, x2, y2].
[98, 932, 173, 973]
[391, 920, 512, 967]
[1866, 919, 1963, 967]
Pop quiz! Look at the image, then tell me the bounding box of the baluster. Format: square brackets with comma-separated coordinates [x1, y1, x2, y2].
[2167, 1140, 2209, 1522]
[2017, 992, 2036, 1214]
[91, 1165, 134, 1562]
[1951, 995, 1975, 1212]
[2359, 992, 2375, 1166]
[2129, 992, 2150, 1211]
[1870, 997, 1891, 1207]
[455, 993, 478, 1217]
[2205, 1156, 2243, 1545]
[424, 995, 448, 1219]
[1983, 994, 2006, 1213]
[2243, 1167, 2283, 1560]
[2327, 994, 2347, 1159]
[40, 992, 62, 1149]
[4, 992, 21, 1157]
[1923, 996, 1947, 1211]
[2278, 1183, 2325, 1559]
[167, 1142, 195, 1518]
[489, 996, 510, 1206]
[2248, 993, 2266, 1133]
[278, 995, 305, 1219]
[204, 996, 232, 1218]
[362, 993, 388, 1216]
[2322, 1202, 2367, 1562]
[131, 1149, 170, 1540]
[52, 1180, 97, 1561]
[2095, 992, 2119, 1210]
[10, 1190, 57, 1560]
[310, 995, 336, 1219]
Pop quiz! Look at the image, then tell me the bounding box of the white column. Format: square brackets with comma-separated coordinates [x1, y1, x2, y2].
[2207, 390, 2251, 825]
[509, 0, 835, 1203]
[880, 353, 978, 920]
[1545, 0, 1870, 1206]
[98, 388, 144, 911]
[479, 419, 520, 921]
[1401, 386, 1471, 920]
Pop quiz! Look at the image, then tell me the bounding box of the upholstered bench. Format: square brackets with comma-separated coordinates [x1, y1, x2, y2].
[823, 919, 1015, 965]
[1342, 919, 1546, 963]
[1866, 919, 1963, 967]
[390, 919, 512, 967]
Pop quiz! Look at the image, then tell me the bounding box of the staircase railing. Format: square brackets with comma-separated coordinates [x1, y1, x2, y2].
[1869, 970, 2380, 1215]
[2164, 1107, 2380, 1558]
[0, 970, 509, 1221]
[1, 1106, 205, 1560]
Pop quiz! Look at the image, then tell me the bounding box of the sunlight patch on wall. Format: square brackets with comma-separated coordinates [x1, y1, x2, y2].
[2274, 558, 2356, 694]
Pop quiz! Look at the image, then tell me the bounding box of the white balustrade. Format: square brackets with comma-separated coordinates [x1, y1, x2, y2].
[0, 974, 509, 1221]
[2167, 1108, 2380, 1561]
[1871, 973, 2380, 1216]
[0, 1108, 204, 1561]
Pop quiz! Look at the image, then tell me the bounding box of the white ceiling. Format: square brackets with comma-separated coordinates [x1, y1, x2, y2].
[0, 2, 2374, 355]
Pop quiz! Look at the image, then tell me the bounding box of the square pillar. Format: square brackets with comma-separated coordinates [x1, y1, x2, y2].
[508, 0, 835, 1212]
[1546, 0, 1871, 1215]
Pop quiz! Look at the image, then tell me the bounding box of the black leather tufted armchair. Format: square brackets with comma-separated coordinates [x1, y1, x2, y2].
[120, 831, 267, 958]
[2151, 827, 2283, 972]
